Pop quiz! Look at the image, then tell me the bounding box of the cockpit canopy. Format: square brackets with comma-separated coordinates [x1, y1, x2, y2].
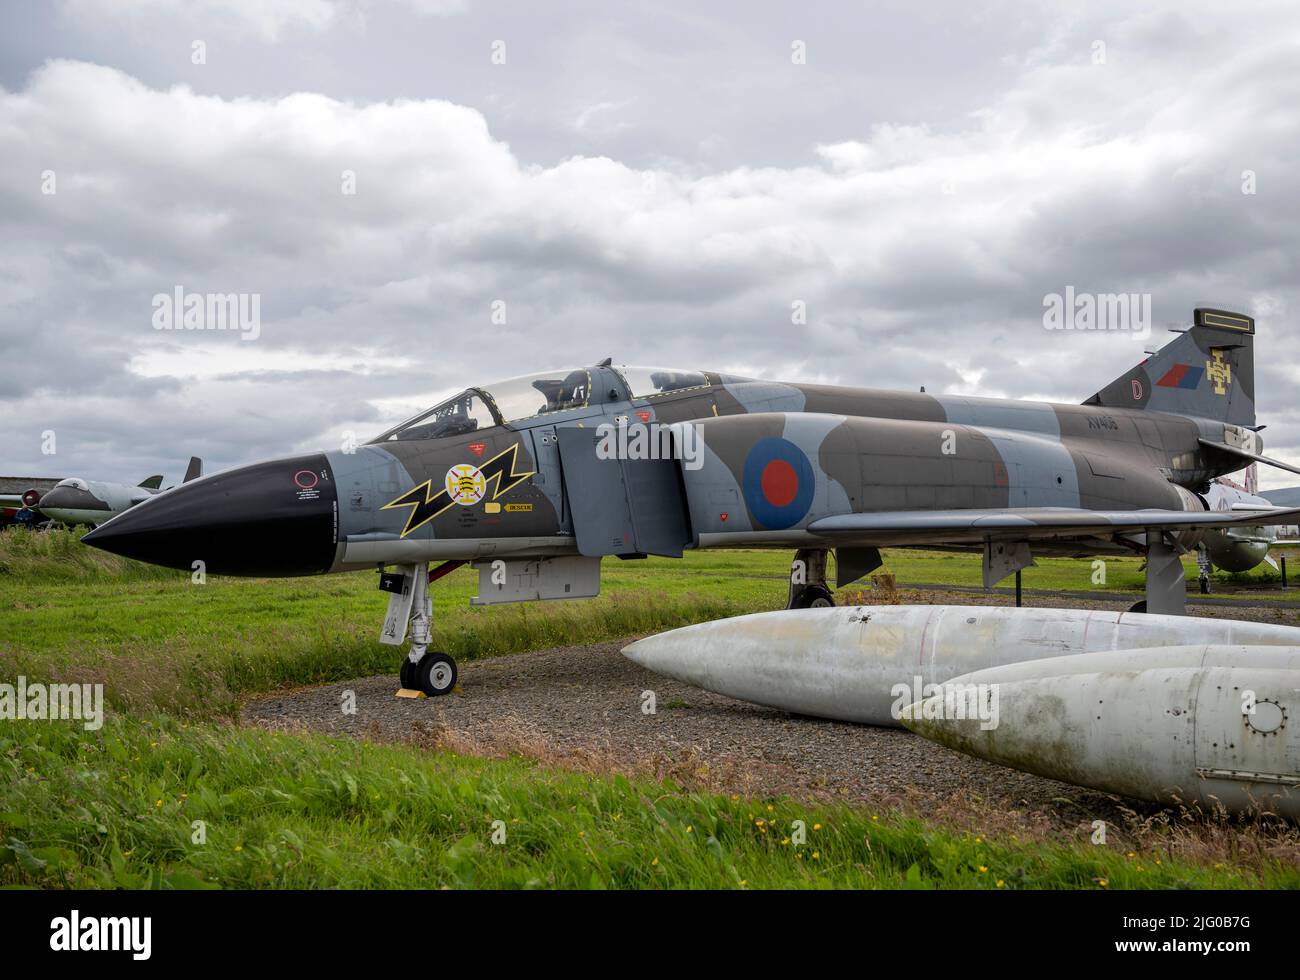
[370, 366, 710, 443]
[54, 478, 90, 492]
[615, 367, 708, 399]
[370, 390, 497, 443]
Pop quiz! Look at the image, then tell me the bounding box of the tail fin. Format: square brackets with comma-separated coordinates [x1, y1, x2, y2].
[1083, 308, 1255, 426]
[137, 475, 164, 489]
[183, 456, 203, 483]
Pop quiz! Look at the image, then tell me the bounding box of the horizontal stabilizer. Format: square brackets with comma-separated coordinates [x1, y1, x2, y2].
[1197, 438, 1300, 477]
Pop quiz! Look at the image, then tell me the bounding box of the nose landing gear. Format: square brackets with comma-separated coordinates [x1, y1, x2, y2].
[407, 650, 458, 696]
[381, 561, 461, 697]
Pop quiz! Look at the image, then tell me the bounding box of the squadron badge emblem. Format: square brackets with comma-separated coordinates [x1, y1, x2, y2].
[446, 464, 487, 506]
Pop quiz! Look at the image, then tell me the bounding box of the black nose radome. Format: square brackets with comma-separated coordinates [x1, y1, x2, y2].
[83, 454, 338, 576]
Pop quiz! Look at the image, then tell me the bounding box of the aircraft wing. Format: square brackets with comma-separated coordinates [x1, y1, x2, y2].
[807, 506, 1300, 548]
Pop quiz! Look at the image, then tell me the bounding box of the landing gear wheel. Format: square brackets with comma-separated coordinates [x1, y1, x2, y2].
[399, 657, 418, 689]
[1127, 600, 1147, 614]
[791, 585, 835, 609]
[414, 652, 457, 697]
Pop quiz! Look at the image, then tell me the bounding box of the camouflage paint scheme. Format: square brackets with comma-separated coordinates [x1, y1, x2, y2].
[340, 311, 1273, 566]
[84, 310, 1297, 579]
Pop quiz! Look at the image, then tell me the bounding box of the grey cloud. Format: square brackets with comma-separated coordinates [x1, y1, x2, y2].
[1, 1, 1299, 483]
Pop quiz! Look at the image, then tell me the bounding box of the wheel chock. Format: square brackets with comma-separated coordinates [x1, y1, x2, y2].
[395, 688, 427, 699]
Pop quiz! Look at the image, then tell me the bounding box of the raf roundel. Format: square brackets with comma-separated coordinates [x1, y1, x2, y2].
[742, 437, 815, 530]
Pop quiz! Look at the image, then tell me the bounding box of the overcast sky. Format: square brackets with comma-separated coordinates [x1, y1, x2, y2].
[1, 0, 1298, 488]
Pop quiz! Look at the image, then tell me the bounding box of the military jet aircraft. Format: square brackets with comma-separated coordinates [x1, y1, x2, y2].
[37, 458, 203, 527]
[1186, 468, 1300, 584]
[1196, 474, 1280, 582]
[85, 307, 1300, 695]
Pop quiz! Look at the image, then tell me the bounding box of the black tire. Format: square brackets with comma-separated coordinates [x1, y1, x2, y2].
[791, 585, 835, 609]
[414, 652, 458, 697]
[1127, 600, 1147, 614]
[399, 657, 417, 689]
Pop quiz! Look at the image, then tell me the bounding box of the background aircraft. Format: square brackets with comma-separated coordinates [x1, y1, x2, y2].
[25, 458, 203, 527]
[85, 308, 1300, 695]
[1198, 471, 1278, 577]
[1191, 467, 1300, 585]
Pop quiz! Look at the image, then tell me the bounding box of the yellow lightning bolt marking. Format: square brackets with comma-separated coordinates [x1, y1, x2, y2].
[382, 442, 536, 538]
[477, 441, 535, 501]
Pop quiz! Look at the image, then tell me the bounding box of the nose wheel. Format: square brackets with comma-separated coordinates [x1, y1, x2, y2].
[409, 651, 457, 697]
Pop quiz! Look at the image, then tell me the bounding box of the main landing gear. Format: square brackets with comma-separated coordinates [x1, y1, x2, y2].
[1124, 530, 1189, 616]
[787, 548, 836, 608]
[380, 560, 462, 697]
[1196, 543, 1214, 595]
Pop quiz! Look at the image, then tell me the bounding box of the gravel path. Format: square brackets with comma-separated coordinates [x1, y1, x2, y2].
[242, 592, 1300, 834]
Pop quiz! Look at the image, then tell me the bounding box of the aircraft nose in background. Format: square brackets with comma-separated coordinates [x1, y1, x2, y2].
[37, 484, 110, 522]
[83, 454, 338, 576]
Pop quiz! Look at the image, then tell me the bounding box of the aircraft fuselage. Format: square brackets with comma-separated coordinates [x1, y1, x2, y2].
[84, 366, 1255, 576]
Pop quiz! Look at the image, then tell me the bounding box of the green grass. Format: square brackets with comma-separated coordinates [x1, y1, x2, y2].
[0, 525, 178, 582]
[2, 553, 775, 719]
[4, 528, 1299, 890]
[4, 529, 1298, 720]
[4, 716, 1293, 890]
